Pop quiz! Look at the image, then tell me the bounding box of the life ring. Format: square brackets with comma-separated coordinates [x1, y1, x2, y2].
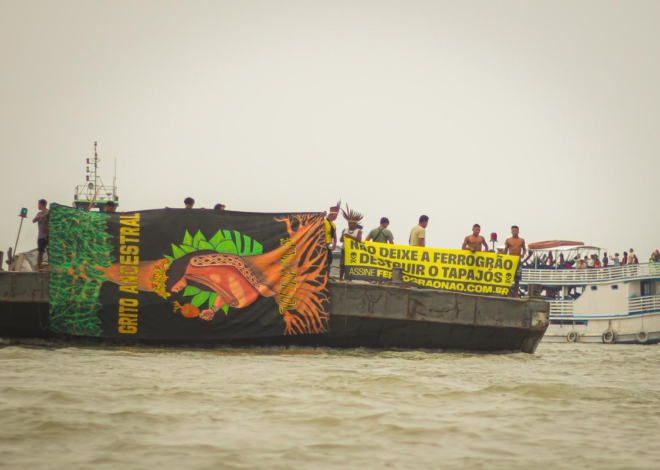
[602, 330, 617, 344]
[567, 331, 579, 343]
[636, 331, 649, 344]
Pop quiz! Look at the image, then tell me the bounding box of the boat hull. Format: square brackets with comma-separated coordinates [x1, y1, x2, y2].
[545, 312, 660, 344]
[1, 272, 549, 353]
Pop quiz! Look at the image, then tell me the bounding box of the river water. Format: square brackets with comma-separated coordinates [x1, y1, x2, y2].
[1, 340, 659, 470]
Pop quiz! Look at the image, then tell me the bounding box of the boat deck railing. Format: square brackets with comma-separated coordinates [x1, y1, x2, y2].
[547, 294, 660, 317]
[629, 295, 660, 315]
[522, 262, 660, 285]
[548, 300, 574, 316]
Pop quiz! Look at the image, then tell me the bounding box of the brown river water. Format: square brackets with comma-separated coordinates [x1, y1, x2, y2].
[1, 339, 659, 470]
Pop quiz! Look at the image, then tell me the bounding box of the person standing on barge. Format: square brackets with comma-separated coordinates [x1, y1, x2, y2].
[324, 202, 340, 268]
[503, 225, 526, 298]
[462, 224, 489, 252]
[339, 205, 363, 280]
[409, 215, 429, 247]
[366, 217, 394, 244]
[32, 199, 49, 271]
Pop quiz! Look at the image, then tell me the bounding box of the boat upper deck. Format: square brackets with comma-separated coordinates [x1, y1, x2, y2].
[521, 262, 660, 286]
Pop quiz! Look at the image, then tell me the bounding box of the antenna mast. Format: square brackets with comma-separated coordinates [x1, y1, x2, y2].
[93, 141, 99, 190]
[73, 142, 119, 211]
[113, 157, 117, 200]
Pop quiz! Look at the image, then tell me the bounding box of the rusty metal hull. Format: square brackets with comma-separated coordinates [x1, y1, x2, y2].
[321, 282, 548, 353]
[0, 273, 549, 353]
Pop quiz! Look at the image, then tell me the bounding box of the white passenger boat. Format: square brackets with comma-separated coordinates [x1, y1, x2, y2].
[520, 241, 660, 344]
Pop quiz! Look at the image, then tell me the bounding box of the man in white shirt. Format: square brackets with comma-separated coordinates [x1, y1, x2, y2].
[609, 253, 621, 266]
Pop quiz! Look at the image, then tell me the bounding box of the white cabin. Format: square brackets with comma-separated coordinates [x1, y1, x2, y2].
[520, 244, 660, 343]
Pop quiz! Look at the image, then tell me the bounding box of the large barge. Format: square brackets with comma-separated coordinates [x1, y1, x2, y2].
[1, 272, 549, 353]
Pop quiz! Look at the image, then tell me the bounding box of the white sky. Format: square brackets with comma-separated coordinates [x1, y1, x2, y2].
[1, 0, 659, 261]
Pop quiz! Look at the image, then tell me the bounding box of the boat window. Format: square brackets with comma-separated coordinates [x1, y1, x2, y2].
[590, 286, 598, 291]
[642, 281, 651, 296]
[611, 285, 619, 290]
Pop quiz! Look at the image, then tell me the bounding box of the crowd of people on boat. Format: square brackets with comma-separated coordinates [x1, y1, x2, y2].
[528, 248, 660, 270]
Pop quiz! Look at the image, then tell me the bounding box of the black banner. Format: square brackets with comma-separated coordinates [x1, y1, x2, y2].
[48, 204, 330, 339]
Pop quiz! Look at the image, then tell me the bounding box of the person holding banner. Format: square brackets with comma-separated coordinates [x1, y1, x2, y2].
[183, 197, 196, 209]
[104, 201, 116, 213]
[366, 217, 394, 244]
[462, 224, 489, 252]
[409, 215, 429, 247]
[339, 205, 363, 280]
[503, 225, 527, 297]
[324, 202, 340, 267]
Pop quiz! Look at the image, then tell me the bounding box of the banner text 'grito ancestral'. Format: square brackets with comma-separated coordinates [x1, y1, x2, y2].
[118, 213, 140, 333]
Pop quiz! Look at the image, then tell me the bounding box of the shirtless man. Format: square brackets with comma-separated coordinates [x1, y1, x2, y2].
[503, 225, 527, 298]
[462, 224, 489, 252]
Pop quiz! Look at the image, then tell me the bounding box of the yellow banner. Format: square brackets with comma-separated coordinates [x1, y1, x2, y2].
[344, 240, 519, 296]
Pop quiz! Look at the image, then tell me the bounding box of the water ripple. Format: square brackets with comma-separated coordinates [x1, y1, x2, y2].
[1, 342, 660, 469]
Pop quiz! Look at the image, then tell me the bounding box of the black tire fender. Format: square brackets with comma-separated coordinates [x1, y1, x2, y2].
[602, 330, 617, 344]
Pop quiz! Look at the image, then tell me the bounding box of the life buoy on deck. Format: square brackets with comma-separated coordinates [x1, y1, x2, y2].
[636, 331, 649, 344]
[567, 331, 579, 343]
[602, 330, 617, 344]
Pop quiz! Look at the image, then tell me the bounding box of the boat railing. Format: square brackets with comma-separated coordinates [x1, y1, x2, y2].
[522, 262, 660, 285]
[548, 300, 574, 316]
[549, 294, 660, 317]
[629, 295, 660, 314]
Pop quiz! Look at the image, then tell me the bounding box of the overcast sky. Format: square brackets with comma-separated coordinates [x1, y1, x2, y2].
[1, 0, 659, 262]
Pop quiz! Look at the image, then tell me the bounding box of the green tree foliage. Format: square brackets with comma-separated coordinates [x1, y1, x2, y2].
[49, 205, 113, 336]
